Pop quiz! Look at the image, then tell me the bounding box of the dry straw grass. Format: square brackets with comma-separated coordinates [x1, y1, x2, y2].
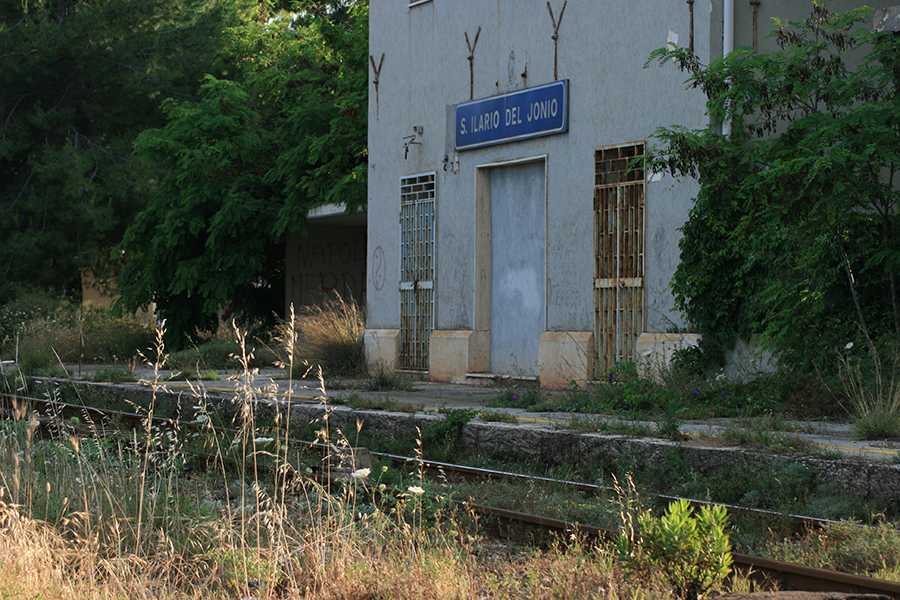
[278, 292, 365, 377]
[0, 311, 685, 599]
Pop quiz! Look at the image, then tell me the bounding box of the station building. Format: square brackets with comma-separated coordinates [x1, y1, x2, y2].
[364, 0, 893, 387]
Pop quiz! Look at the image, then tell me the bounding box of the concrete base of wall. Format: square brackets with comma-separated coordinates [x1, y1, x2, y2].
[636, 332, 702, 381]
[429, 330, 489, 383]
[364, 329, 401, 373]
[538, 331, 594, 389]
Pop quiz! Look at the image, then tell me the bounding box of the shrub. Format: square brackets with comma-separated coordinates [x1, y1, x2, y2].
[618, 498, 732, 600]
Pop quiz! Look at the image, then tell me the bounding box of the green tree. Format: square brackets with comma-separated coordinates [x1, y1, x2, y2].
[0, 0, 229, 303]
[118, 2, 368, 343]
[648, 5, 899, 369]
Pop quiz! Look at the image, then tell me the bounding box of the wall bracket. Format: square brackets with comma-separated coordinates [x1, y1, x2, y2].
[465, 27, 482, 100]
[547, 1, 568, 80]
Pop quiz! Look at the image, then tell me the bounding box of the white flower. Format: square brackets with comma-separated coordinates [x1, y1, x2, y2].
[351, 468, 371, 480]
[844, 342, 854, 351]
[407, 485, 425, 496]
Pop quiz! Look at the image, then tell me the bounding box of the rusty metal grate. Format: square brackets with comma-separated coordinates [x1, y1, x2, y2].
[400, 173, 436, 371]
[594, 143, 645, 376]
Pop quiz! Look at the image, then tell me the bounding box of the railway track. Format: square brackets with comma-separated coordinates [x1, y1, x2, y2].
[3, 391, 900, 597]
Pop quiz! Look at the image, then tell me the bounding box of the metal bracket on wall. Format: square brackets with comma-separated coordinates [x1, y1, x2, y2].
[687, 0, 695, 52]
[369, 53, 385, 117]
[751, 0, 762, 51]
[547, 1, 568, 80]
[465, 27, 482, 100]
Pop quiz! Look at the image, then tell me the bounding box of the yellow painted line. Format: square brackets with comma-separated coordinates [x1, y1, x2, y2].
[812, 441, 900, 457]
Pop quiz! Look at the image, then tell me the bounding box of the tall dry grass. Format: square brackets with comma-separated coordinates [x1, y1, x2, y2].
[0, 312, 684, 599]
[839, 344, 900, 439]
[278, 292, 365, 377]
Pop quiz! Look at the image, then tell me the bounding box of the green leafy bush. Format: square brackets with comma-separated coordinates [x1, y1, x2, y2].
[648, 6, 900, 372]
[618, 499, 732, 600]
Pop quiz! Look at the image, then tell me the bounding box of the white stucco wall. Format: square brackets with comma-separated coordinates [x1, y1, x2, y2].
[366, 0, 893, 359]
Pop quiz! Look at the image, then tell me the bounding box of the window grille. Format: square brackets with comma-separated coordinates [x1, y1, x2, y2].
[594, 143, 646, 376]
[399, 173, 436, 371]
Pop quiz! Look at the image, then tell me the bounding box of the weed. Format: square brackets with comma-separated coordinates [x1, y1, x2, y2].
[364, 368, 415, 392]
[89, 367, 136, 384]
[30, 366, 67, 379]
[478, 410, 518, 424]
[716, 422, 818, 456]
[423, 409, 478, 460]
[839, 343, 900, 440]
[168, 339, 241, 370]
[565, 416, 655, 438]
[3, 303, 155, 371]
[344, 394, 422, 414]
[278, 292, 365, 377]
[767, 519, 900, 582]
[656, 403, 686, 441]
[488, 385, 547, 410]
[854, 411, 900, 441]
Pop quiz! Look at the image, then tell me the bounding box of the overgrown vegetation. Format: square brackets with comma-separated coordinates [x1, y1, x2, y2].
[490, 360, 836, 421]
[278, 294, 366, 377]
[0, 292, 154, 373]
[0, 322, 760, 599]
[649, 5, 899, 373]
[767, 520, 900, 582]
[0, 0, 228, 304]
[617, 485, 732, 600]
[364, 368, 415, 392]
[118, 2, 368, 343]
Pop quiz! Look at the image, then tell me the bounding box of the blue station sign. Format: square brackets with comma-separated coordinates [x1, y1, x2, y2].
[455, 80, 569, 151]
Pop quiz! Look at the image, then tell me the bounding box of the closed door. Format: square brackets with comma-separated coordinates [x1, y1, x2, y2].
[490, 162, 546, 376]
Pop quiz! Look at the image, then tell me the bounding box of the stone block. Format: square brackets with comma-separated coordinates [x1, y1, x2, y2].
[429, 330, 489, 383]
[538, 331, 594, 389]
[635, 332, 701, 381]
[363, 329, 400, 373]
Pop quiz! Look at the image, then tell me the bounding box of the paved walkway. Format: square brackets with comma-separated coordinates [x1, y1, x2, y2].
[50, 365, 900, 463]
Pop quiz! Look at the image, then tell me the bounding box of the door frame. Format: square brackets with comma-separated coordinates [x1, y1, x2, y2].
[472, 154, 549, 373]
